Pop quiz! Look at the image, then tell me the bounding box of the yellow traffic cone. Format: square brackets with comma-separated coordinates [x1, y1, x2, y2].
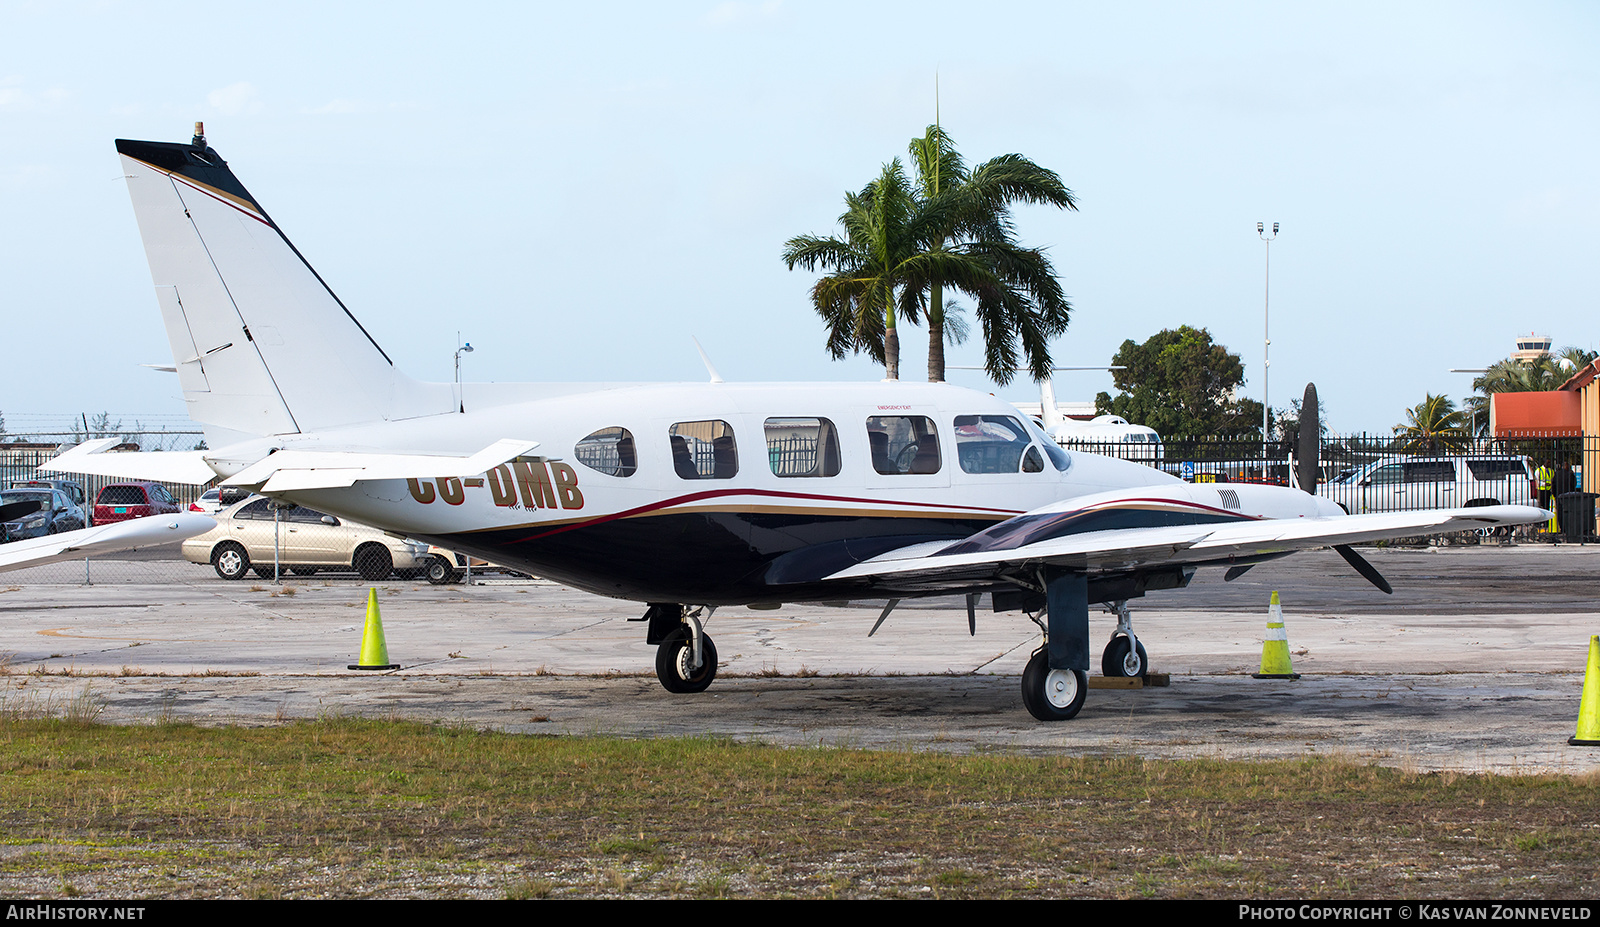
[1252, 591, 1300, 680]
[1570, 635, 1600, 746]
[348, 587, 400, 671]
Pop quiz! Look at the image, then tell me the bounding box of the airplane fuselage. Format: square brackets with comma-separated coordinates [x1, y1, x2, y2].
[245, 379, 1279, 604]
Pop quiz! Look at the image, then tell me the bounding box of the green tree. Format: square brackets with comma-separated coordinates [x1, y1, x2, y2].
[783, 160, 924, 379]
[1094, 327, 1264, 436]
[1466, 345, 1596, 436]
[904, 125, 1077, 384]
[1393, 394, 1471, 453]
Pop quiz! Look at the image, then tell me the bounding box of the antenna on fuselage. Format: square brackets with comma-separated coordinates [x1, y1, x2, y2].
[691, 337, 724, 384]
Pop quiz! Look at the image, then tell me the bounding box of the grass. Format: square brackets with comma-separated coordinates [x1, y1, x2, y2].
[0, 718, 1593, 899]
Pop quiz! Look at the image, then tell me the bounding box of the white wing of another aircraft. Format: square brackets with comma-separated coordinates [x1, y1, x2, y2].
[0, 513, 216, 574]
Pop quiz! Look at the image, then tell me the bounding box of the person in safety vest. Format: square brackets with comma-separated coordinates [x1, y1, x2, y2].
[1536, 461, 1555, 533]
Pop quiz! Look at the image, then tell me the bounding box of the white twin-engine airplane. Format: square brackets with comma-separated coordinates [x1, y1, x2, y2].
[42, 129, 1547, 721]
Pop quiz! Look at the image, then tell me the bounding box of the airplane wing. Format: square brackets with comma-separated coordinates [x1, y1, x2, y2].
[39, 437, 540, 492]
[40, 438, 216, 484]
[0, 513, 216, 574]
[825, 504, 1549, 592]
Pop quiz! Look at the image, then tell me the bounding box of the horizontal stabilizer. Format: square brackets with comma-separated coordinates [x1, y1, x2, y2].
[0, 513, 216, 574]
[227, 438, 542, 491]
[41, 438, 217, 485]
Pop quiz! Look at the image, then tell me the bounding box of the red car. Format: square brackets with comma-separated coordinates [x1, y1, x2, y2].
[93, 481, 183, 525]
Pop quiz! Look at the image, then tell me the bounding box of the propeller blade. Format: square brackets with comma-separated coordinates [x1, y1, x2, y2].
[1334, 544, 1393, 595]
[1224, 564, 1256, 582]
[1296, 382, 1320, 494]
[966, 593, 978, 636]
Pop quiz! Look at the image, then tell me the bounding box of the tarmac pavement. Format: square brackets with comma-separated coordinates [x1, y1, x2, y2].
[1, 544, 1596, 774]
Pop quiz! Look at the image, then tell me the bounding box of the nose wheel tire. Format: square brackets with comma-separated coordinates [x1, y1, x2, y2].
[655, 628, 718, 694]
[1101, 635, 1149, 678]
[1021, 648, 1087, 721]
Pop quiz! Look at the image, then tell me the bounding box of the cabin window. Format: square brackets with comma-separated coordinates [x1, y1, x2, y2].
[1022, 445, 1044, 473]
[865, 416, 941, 475]
[575, 427, 638, 477]
[764, 417, 841, 478]
[669, 420, 739, 480]
[953, 414, 1035, 474]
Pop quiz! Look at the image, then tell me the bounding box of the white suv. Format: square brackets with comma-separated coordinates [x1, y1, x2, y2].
[1317, 455, 1534, 515]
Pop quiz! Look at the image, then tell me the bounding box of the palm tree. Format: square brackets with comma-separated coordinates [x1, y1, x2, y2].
[1473, 346, 1598, 395]
[783, 160, 922, 379]
[1393, 394, 1471, 453]
[905, 125, 1077, 384]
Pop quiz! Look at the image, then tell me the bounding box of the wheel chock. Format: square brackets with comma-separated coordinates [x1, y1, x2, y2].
[348, 587, 400, 671]
[1252, 591, 1300, 680]
[1088, 673, 1171, 690]
[1570, 635, 1600, 746]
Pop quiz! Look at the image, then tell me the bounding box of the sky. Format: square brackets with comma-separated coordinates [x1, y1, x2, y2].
[2, 1, 1596, 435]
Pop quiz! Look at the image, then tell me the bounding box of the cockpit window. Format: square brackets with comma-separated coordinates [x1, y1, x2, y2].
[954, 414, 1037, 474]
[669, 420, 738, 480]
[866, 416, 941, 475]
[575, 427, 638, 477]
[765, 418, 841, 478]
[1020, 416, 1072, 472]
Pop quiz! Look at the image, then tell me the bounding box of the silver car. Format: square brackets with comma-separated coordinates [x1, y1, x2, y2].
[182, 497, 432, 580]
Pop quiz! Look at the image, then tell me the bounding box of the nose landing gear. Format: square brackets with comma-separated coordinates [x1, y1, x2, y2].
[1100, 600, 1148, 678]
[645, 604, 718, 694]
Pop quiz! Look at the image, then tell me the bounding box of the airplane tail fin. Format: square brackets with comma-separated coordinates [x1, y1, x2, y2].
[116, 129, 451, 442]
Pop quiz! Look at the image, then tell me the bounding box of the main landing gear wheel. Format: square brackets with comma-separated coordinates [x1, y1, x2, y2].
[655, 627, 718, 694]
[1101, 635, 1149, 678]
[1021, 648, 1087, 721]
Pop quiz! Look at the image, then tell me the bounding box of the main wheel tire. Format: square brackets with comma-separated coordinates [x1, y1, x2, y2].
[354, 545, 393, 582]
[425, 556, 454, 585]
[213, 543, 250, 581]
[654, 628, 718, 694]
[1021, 648, 1087, 721]
[1101, 635, 1149, 678]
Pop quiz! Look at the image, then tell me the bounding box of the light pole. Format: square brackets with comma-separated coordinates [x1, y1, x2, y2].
[1258, 221, 1278, 471]
[454, 333, 474, 413]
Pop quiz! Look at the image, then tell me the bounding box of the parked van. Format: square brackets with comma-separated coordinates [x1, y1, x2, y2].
[1316, 455, 1535, 515]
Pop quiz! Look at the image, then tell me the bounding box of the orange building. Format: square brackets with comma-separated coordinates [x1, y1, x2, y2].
[1489, 390, 1581, 438]
[1559, 359, 1600, 494]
